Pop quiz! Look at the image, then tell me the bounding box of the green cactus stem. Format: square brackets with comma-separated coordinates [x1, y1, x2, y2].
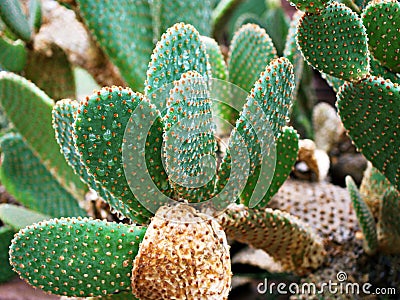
[145, 23, 211, 101]
[0, 0, 32, 41]
[162, 71, 217, 202]
[0, 225, 16, 283]
[346, 176, 378, 254]
[0, 72, 87, 200]
[53, 99, 133, 220]
[0, 35, 27, 72]
[24, 43, 76, 100]
[0, 133, 86, 217]
[9, 217, 146, 297]
[74, 86, 166, 224]
[228, 23, 277, 92]
[362, 0, 400, 73]
[76, 0, 153, 91]
[296, 2, 370, 82]
[337, 76, 400, 191]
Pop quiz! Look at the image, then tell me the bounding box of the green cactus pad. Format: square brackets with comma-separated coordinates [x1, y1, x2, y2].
[163, 71, 217, 202]
[0, 35, 27, 72]
[0, 225, 16, 283]
[286, 0, 330, 13]
[378, 187, 400, 254]
[228, 23, 277, 92]
[0, 72, 87, 200]
[0, 204, 51, 230]
[256, 126, 299, 208]
[145, 23, 211, 101]
[0, 0, 31, 41]
[201, 36, 228, 81]
[211, 0, 242, 37]
[157, 0, 212, 38]
[297, 2, 370, 82]
[362, 0, 400, 73]
[9, 217, 146, 297]
[337, 76, 400, 191]
[283, 11, 304, 97]
[218, 204, 326, 274]
[52, 100, 133, 219]
[77, 0, 153, 91]
[234, 57, 295, 206]
[0, 133, 86, 217]
[24, 44, 76, 100]
[74, 86, 171, 224]
[346, 176, 378, 254]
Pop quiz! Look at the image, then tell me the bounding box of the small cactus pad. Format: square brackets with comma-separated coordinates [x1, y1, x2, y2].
[362, 0, 400, 73]
[233, 57, 295, 206]
[145, 23, 211, 101]
[0, 133, 86, 217]
[228, 24, 277, 92]
[337, 76, 400, 191]
[297, 2, 370, 82]
[378, 187, 400, 254]
[132, 204, 231, 299]
[77, 0, 153, 91]
[0, 0, 31, 41]
[163, 71, 217, 202]
[286, 0, 330, 13]
[0, 225, 16, 283]
[157, 0, 212, 37]
[52, 100, 132, 219]
[0, 36, 27, 72]
[269, 179, 358, 243]
[256, 126, 299, 207]
[346, 176, 378, 254]
[74, 87, 165, 224]
[24, 43, 76, 100]
[201, 36, 228, 81]
[218, 203, 326, 274]
[9, 217, 147, 297]
[0, 204, 51, 230]
[0, 72, 86, 200]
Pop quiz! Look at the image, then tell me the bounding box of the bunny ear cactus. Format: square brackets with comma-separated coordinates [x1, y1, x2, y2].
[290, 0, 400, 192]
[8, 22, 326, 298]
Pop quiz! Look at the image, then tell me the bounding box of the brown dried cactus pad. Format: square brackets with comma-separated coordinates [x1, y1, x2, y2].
[131, 204, 231, 300]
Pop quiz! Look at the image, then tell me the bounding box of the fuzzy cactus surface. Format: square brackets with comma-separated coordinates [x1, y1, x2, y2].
[7, 21, 328, 298]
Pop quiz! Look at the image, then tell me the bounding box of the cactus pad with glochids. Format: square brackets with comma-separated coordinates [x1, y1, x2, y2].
[7, 22, 327, 298]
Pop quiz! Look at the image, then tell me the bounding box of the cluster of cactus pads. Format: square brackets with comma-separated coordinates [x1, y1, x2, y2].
[5, 22, 329, 298]
[289, 0, 399, 192]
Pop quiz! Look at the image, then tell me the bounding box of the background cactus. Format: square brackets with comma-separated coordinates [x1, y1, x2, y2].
[2, 0, 397, 298]
[290, 0, 400, 191]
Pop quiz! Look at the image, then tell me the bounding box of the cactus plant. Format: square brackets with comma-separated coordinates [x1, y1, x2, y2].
[8, 22, 327, 298]
[289, 0, 400, 191]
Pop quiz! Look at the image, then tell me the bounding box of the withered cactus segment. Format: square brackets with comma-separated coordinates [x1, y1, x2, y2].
[131, 204, 231, 300]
